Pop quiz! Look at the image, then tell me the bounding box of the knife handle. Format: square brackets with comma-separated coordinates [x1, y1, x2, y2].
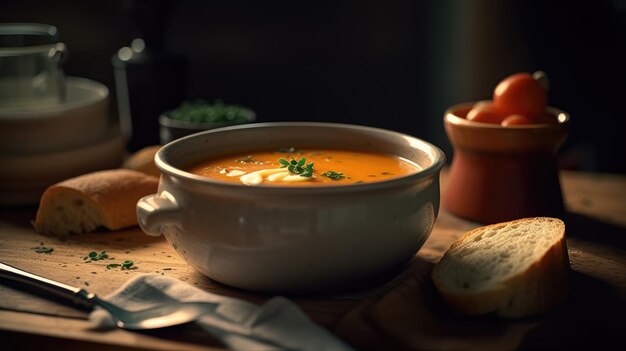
[0, 261, 95, 308]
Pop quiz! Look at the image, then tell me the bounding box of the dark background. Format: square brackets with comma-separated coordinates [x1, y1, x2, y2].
[2, 0, 625, 173]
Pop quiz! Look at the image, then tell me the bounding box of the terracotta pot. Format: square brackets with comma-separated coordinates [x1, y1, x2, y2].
[443, 102, 569, 224]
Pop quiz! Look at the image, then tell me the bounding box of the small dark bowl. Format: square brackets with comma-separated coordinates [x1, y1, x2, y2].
[159, 108, 256, 144]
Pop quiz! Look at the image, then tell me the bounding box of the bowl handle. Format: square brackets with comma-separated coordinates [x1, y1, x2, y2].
[136, 191, 180, 237]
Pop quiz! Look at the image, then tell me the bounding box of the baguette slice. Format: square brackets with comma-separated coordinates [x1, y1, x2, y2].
[431, 217, 569, 317]
[121, 145, 161, 177]
[34, 169, 159, 235]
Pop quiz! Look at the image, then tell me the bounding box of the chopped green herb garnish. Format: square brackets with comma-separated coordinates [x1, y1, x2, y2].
[83, 251, 108, 262]
[235, 155, 265, 164]
[31, 246, 54, 254]
[121, 260, 135, 270]
[106, 260, 136, 270]
[278, 157, 314, 177]
[321, 171, 346, 180]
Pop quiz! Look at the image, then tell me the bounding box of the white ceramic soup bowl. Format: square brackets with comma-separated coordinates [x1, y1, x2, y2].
[137, 122, 445, 293]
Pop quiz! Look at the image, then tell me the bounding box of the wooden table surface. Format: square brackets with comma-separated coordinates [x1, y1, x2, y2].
[1, 170, 625, 350]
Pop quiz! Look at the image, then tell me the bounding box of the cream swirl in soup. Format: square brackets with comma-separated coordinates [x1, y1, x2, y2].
[186, 148, 420, 186]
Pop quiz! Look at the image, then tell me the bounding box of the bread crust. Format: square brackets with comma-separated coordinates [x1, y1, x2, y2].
[34, 169, 159, 234]
[121, 145, 161, 177]
[431, 217, 569, 317]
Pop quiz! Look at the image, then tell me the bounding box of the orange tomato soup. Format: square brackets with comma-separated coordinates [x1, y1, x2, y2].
[186, 148, 419, 186]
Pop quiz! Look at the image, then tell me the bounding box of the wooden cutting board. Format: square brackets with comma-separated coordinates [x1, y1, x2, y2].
[0, 207, 357, 329]
[334, 216, 626, 350]
[333, 170, 626, 350]
[335, 252, 626, 350]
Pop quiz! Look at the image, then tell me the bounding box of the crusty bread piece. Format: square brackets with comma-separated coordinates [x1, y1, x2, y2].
[121, 145, 161, 177]
[431, 217, 569, 317]
[34, 169, 159, 235]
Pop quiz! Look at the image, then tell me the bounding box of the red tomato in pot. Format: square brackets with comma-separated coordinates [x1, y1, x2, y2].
[501, 114, 533, 126]
[466, 102, 505, 124]
[493, 72, 547, 122]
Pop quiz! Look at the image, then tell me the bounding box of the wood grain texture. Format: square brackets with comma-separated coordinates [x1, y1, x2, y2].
[334, 170, 626, 350]
[1, 170, 625, 350]
[0, 310, 224, 351]
[0, 209, 358, 349]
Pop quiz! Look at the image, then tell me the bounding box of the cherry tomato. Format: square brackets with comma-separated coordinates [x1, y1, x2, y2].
[501, 114, 533, 126]
[493, 72, 547, 121]
[466, 102, 505, 124]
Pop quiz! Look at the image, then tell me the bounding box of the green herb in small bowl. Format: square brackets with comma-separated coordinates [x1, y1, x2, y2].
[169, 100, 254, 124]
[159, 100, 256, 144]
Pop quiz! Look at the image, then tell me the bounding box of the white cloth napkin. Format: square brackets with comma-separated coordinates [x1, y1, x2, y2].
[89, 274, 354, 351]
